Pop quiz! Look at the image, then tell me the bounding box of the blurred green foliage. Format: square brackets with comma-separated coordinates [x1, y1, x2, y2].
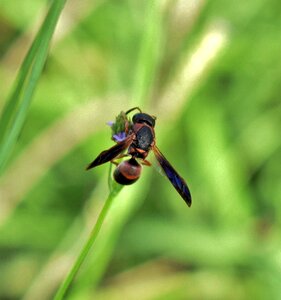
[0, 0, 281, 299]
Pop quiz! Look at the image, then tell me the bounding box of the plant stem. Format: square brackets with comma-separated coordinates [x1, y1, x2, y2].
[53, 184, 122, 300]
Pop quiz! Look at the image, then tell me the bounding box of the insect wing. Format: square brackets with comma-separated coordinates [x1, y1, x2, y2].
[153, 146, 192, 206]
[86, 135, 133, 170]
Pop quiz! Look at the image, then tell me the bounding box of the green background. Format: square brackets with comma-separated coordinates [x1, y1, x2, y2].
[0, 0, 280, 299]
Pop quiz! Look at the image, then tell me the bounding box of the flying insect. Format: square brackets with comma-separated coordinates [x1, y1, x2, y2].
[86, 107, 192, 206]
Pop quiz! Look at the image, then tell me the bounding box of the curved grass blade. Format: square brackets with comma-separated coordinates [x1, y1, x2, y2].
[0, 0, 67, 174]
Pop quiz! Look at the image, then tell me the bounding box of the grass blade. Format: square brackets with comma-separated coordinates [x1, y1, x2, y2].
[53, 183, 123, 300]
[0, 0, 67, 173]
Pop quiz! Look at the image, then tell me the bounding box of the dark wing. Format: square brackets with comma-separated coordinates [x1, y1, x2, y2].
[86, 135, 133, 170]
[152, 145, 192, 207]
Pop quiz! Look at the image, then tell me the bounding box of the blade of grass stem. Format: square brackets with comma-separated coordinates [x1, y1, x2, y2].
[0, 2, 58, 142]
[53, 183, 123, 300]
[0, 33, 41, 143]
[0, 0, 67, 173]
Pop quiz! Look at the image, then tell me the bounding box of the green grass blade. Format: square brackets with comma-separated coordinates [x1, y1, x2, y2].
[0, 0, 67, 173]
[0, 33, 41, 143]
[53, 183, 123, 300]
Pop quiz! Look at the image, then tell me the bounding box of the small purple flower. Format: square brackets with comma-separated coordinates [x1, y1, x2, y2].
[113, 132, 127, 142]
[107, 121, 114, 127]
[107, 115, 129, 142]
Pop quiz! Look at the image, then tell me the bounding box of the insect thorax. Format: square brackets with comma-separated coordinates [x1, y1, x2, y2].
[135, 126, 154, 150]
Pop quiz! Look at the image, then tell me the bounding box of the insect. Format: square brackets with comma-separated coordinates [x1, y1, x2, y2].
[86, 107, 192, 206]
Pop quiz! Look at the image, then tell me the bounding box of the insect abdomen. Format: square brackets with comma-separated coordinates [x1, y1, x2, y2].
[113, 159, 142, 185]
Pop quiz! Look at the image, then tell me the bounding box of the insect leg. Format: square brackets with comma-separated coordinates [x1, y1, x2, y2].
[140, 159, 152, 166]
